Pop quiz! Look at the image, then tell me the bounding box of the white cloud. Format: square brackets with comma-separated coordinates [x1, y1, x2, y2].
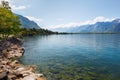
[47, 16, 115, 29]
[11, 5, 28, 10]
[25, 16, 44, 26]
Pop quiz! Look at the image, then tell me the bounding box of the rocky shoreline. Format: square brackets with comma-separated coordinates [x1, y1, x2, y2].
[0, 37, 46, 80]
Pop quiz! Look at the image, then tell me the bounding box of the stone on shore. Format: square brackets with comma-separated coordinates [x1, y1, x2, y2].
[0, 37, 46, 80]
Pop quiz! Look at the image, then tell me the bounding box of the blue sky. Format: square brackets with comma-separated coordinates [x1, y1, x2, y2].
[3, 0, 120, 29]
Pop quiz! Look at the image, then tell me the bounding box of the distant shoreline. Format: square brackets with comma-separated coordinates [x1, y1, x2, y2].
[57, 32, 120, 34]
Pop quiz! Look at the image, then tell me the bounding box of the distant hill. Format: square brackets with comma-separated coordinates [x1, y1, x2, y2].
[52, 19, 120, 33]
[17, 14, 41, 29]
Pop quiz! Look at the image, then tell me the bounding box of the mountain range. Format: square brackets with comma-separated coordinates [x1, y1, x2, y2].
[17, 14, 120, 33]
[17, 14, 41, 29]
[52, 19, 120, 33]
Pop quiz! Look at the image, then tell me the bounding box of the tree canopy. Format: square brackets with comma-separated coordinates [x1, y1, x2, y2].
[0, 6, 21, 38]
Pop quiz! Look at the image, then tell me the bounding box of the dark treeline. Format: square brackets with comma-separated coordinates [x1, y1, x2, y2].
[19, 28, 59, 36]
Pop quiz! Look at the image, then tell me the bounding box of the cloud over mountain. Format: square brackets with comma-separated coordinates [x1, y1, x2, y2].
[25, 16, 44, 26]
[47, 16, 114, 29]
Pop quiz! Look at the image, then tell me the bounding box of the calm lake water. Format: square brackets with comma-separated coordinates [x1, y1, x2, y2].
[21, 34, 120, 80]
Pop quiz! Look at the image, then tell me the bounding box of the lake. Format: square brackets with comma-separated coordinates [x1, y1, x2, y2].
[21, 34, 120, 80]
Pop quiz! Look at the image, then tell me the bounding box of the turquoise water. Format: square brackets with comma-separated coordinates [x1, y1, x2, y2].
[21, 34, 120, 80]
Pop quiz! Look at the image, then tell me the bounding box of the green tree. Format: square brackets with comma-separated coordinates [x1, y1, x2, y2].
[0, 5, 21, 38]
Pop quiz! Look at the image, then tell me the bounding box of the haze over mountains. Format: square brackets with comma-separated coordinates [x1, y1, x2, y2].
[50, 19, 120, 33]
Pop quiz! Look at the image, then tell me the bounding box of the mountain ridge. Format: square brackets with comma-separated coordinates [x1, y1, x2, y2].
[16, 14, 41, 29]
[52, 19, 120, 33]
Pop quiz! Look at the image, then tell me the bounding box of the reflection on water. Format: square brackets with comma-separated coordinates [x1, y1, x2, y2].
[21, 34, 120, 80]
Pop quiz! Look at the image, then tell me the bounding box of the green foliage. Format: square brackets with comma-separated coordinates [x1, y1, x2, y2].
[0, 7, 21, 38]
[19, 28, 58, 36]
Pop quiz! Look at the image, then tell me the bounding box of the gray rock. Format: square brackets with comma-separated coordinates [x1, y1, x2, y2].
[0, 71, 9, 80]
